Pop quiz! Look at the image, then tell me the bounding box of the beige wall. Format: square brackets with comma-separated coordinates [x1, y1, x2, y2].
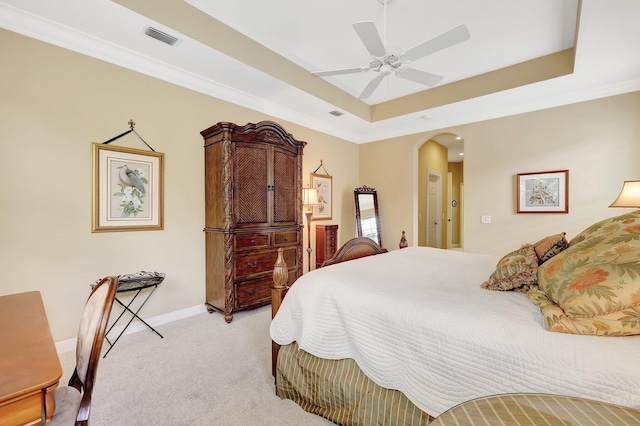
[360, 91, 640, 255]
[0, 30, 358, 341]
[460, 93, 640, 254]
[359, 133, 417, 249]
[3, 28, 640, 342]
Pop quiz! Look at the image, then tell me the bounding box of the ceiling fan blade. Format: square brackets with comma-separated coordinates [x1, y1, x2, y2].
[396, 68, 444, 87]
[359, 73, 386, 99]
[352, 21, 387, 58]
[312, 67, 369, 77]
[402, 24, 470, 62]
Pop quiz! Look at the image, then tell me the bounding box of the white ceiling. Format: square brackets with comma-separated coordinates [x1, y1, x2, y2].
[1, 0, 639, 154]
[187, 0, 578, 104]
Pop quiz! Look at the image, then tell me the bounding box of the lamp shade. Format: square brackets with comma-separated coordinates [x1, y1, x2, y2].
[303, 187, 319, 206]
[610, 180, 640, 207]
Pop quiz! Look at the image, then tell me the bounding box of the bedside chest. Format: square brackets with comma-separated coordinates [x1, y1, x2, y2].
[315, 224, 338, 269]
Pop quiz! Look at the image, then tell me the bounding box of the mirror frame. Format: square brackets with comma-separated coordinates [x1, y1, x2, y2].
[354, 185, 382, 247]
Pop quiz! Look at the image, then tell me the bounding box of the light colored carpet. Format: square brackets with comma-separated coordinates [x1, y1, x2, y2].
[59, 306, 333, 425]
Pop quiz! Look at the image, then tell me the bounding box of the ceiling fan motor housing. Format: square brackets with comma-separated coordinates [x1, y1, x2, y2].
[370, 54, 401, 73]
[386, 54, 401, 68]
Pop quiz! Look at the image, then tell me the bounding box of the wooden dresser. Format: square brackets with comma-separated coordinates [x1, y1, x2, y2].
[315, 224, 338, 269]
[200, 121, 305, 322]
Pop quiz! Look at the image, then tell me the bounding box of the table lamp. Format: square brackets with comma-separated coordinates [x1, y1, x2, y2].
[610, 180, 640, 208]
[303, 187, 319, 272]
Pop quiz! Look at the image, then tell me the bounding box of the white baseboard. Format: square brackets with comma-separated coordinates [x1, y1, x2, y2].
[56, 303, 208, 354]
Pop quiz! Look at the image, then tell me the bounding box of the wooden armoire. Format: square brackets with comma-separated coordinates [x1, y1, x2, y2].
[200, 121, 305, 323]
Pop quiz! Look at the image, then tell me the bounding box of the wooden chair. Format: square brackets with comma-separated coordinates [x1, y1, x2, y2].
[45, 276, 118, 425]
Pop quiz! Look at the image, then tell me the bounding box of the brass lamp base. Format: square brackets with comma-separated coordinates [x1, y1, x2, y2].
[305, 210, 313, 272]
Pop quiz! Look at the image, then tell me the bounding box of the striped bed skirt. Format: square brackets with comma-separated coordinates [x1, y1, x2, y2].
[276, 343, 640, 426]
[430, 393, 640, 426]
[275, 342, 433, 425]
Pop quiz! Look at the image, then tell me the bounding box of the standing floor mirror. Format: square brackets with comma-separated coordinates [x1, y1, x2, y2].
[354, 185, 382, 247]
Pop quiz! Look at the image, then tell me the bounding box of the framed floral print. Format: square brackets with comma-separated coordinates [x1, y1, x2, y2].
[92, 143, 164, 232]
[311, 173, 332, 220]
[517, 170, 568, 213]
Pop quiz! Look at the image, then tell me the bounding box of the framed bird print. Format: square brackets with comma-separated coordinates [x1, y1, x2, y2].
[92, 143, 164, 232]
[311, 173, 332, 220]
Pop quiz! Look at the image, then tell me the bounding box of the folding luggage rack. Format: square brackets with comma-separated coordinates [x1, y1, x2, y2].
[91, 271, 165, 357]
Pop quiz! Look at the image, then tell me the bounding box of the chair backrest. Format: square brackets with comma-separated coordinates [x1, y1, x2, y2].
[70, 276, 117, 424]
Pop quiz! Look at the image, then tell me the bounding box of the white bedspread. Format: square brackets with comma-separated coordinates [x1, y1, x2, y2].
[270, 247, 640, 417]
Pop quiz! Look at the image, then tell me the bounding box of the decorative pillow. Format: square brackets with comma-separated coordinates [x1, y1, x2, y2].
[533, 233, 569, 264]
[529, 210, 640, 336]
[482, 244, 538, 291]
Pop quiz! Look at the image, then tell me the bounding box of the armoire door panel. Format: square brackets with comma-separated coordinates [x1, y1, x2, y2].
[273, 150, 297, 225]
[235, 144, 268, 226]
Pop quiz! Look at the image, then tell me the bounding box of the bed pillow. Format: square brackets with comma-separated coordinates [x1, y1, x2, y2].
[533, 233, 569, 264]
[482, 244, 538, 291]
[528, 210, 640, 336]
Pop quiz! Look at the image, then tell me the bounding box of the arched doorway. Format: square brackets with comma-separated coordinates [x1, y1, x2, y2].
[417, 133, 464, 249]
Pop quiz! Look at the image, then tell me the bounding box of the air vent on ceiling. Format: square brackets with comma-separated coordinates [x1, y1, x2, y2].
[329, 110, 344, 117]
[143, 26, 180, 46]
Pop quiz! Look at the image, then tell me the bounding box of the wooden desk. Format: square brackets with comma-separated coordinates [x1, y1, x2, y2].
[431, 393, 640, 426]
[0, 292, 62, 426]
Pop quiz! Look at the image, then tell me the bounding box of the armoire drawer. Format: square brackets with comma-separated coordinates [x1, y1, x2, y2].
[235, 232, 270, 250]
[235, 278, 272, 309]
[274, 230, 298, 246]
[235, 269, 300, 309]
[234, 247, 297, 279]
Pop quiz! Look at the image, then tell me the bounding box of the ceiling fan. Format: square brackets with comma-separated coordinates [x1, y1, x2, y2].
[312, 0, 471, 99]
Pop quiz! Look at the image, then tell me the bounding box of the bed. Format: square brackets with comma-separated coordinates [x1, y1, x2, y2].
[270, 212, 640, 425]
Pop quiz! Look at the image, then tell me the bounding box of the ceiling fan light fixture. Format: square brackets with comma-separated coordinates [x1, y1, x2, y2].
[380, 64, 394, 75]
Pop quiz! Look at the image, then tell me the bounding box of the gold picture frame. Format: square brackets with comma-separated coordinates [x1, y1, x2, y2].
[311, 173, 332, 220]
[92, 143, 164, 232]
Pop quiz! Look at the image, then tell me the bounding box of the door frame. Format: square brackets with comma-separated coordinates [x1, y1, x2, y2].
[426, 169, 442, 248]
[446, 172, 453, 249]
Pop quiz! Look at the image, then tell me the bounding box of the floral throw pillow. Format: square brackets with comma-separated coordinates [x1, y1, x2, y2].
[532, 233, 569, 265]
[482, 244, 538, 291]
[529, 210, 640, 336]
